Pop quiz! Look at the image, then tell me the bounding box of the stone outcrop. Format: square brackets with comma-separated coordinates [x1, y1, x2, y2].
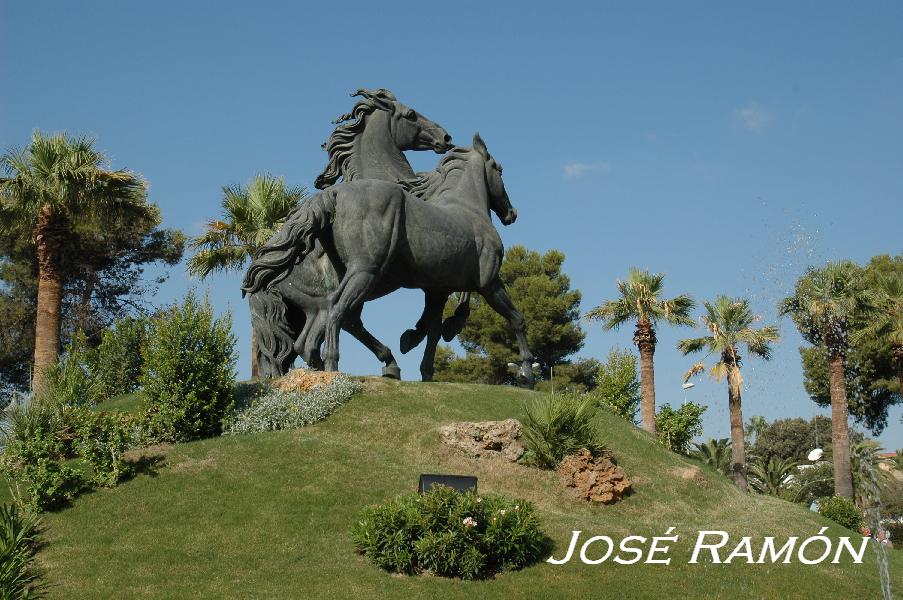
[558, 448, 632, 504]
[438, 419, 525, 462]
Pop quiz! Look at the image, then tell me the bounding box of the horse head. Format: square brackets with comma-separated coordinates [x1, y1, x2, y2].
[316, 88, 452, 189]
[471, 132, 517, 226]
[351, 88, 452, 154]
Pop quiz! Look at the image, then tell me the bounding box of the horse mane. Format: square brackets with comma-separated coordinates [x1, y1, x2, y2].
[397, 147, 473, 201]
[314, 89, 397, 189]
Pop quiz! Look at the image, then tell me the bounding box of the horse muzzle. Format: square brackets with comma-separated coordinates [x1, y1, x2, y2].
[502, 208, 517, 225]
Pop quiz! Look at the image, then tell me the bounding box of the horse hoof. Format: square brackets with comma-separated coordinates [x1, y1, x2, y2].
[382, 365, 401, 379]
[399, 329, 418, 354]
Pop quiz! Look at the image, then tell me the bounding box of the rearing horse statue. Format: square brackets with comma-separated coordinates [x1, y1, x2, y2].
[244, 134, 536, 386]
[249, 89, 453, 378]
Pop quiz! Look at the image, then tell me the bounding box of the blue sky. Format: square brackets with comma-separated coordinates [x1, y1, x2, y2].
[2, 1, 901, 449]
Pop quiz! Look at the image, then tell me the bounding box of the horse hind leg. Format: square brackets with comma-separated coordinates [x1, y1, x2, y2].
[343, 306, 401, 379]
[322, 269, 379, 372]
[420, 291, 450, 382]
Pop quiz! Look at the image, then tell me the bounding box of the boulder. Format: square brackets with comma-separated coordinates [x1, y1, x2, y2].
[438, 419, 525, 462]
[558, 448, 632, 504]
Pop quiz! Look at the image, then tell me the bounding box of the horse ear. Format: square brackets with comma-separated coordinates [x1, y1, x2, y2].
[472, 132, 489, 159]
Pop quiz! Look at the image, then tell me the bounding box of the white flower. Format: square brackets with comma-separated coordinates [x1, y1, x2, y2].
[476, 497, 482, 503]
[514, 505, 520, 511]
[498, 509, 506, 515]
[462, 516, 477, 528]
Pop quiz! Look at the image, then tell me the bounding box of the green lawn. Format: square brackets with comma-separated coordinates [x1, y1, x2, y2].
[26, 380, 902, 599]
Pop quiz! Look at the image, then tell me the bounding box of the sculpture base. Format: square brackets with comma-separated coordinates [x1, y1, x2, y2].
[382, 365, 401, 379]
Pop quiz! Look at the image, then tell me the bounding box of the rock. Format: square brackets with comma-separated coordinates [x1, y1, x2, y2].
[670, 465, 707, 487]
[558, 448, 632, 504]
[438, 419, 525, 462]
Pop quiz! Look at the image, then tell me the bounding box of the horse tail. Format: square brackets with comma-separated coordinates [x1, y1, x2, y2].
[242, 189, 338, 295]
[249, 288, 299, 377]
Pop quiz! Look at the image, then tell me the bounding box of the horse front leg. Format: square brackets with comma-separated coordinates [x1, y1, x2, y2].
[420, 291, 450, 382]
[479, 278, 535, 388]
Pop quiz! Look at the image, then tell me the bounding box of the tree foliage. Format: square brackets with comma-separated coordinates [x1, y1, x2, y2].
[750, 416, 833, 463]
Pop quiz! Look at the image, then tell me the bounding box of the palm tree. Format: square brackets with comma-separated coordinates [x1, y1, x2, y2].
[744, 415, 768, 446]
[691, 438, 732, 476]
[0, 132, 147, 393]
[858, 272, 903, 391]
[586, 268, 695, 434]
[850, 439, 892, 508]
[679, 296, 780, 492]
[893, 449, 903, 472]
[748, 456, 798, 496]
[187, 174, 305, 377]
[780, 261, 863, 499]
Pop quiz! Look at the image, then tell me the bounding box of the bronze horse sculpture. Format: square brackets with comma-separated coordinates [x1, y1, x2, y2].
[248, 89, 472, 380]
[243, 134, 536, 386]
[248, 89, 452, 378]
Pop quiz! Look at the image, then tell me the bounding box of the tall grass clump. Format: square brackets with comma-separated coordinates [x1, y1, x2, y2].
[0, 503, 43, 598]
[520, 393, 605, 469]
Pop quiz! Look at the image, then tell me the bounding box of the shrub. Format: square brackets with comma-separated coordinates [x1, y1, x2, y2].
[818, 496, 863, 531]
[139, 292, 237, 442]
[352, 486, 546, 579]
[0, 503, 43, 598]
[91, 317, 148, 399]
[520, 393, 605, 469]
[74, 411, 135, 487]
[0, 420, 82, 512]
[226, 376, 360, 434]
[39, 331, 102, 407]
[782, 462, 834, 505]
[655, 402, 706, 455]
[885, 522, 902, 550]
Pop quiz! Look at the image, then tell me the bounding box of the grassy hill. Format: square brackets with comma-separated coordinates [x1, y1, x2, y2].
[26, 381, 902, 599]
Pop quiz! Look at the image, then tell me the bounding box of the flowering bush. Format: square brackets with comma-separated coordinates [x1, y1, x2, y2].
[226, 375, 360, 434]
[352, 485, 546, 579]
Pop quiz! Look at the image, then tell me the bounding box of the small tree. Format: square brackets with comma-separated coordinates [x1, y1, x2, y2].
[679, 296, 780, 492]
[139, 292, 237, 442]
[655, 402, 706, 455]
[586, 268, 695, 434]
[592, 348, 641, 423]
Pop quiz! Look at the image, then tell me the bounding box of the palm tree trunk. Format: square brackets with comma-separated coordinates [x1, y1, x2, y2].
[828, 350, 854, 498]
[251, 328, 259, 378]
[32, 205, 64, 394]
[635, 321, 657, 434]
[727, 364, 748, 492]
